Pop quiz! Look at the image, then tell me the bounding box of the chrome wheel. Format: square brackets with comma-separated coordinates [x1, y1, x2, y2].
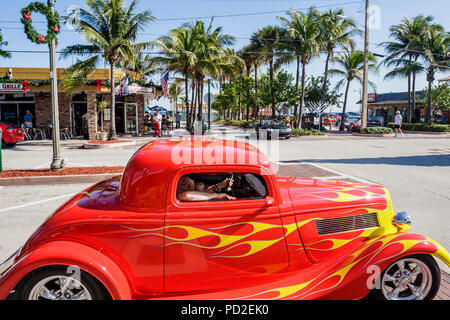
[28, 275, 93, 300]
[381, 258, 433, 300]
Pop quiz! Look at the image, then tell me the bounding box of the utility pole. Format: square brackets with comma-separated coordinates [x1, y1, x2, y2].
[361, 0, 370, 129]
[49, 0, 63, 170]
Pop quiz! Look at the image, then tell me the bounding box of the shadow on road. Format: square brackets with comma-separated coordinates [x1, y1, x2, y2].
[283, 154, 450, 167]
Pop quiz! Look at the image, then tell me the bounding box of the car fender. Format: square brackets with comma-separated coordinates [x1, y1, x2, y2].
[0, 241, 132, 300]
[302, 232, 450, 300]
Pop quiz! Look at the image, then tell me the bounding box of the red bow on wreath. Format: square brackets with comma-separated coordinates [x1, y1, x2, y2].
[96, 79, 103, 92]
[21, 80, 29, 93]
[24, 12, 31, 20]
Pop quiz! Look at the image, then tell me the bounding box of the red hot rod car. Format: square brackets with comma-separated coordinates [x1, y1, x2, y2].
[0, 138, 449, 300]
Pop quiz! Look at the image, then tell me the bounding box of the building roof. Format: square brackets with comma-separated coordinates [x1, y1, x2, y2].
[357, 91, 425, 105]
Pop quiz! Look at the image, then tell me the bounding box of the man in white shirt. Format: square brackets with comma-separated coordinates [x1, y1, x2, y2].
[152, 111, 162, 137]
[394, 111, 403, 137]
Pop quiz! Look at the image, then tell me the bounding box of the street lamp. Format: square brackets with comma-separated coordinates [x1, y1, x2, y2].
[49, 0, 63, 170]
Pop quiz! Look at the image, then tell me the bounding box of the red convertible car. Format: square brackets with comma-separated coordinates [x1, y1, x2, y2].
[0, 138, 449, 300]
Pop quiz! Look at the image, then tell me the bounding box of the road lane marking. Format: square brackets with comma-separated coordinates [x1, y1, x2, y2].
[0, 193, 76, 213]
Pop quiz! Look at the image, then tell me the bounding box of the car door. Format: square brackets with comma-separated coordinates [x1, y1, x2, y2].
[164, 166, 289, 293]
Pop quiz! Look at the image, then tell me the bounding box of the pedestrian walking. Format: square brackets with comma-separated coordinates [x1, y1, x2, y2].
[152, 111, 162, 137]
[394, 111, 404, 137]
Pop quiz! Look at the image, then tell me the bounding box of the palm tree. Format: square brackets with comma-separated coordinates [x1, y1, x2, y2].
[153, 27, 199, 129]
[0, 31, 11, 59]
[421, 26, 449, 123]
[169, 82, 184, 113]
[278, 8, 321, 128]
[328, 45, 377, 131]
[251, 26, 286, 118]
[238, 43, 264, 120]
[318, 8, 359, 96]
[382, 16, 435, 122]
[189, 19, 236, 122]
[62, 0, 154, 140]
[118, 47, 160, 80]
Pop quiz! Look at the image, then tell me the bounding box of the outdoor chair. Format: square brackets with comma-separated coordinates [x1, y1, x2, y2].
[21, 125, 33, 140]
[60, 128, 70, 140]
[32, 128, 45, 140]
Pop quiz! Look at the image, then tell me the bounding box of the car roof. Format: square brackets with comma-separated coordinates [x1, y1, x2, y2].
[118, 138, 273, 210]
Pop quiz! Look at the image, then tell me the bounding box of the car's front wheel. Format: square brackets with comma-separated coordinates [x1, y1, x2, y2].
[368, 254, 440, 300]
[15, 266, 109, 300]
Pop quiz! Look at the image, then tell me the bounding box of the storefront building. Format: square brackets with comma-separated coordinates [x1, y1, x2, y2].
[358, 91, 426, 123]
[0, 67, 162, 140]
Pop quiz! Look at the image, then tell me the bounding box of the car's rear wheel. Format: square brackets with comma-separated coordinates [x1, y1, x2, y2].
[368, 254, 440, 300]
[1, 139, 6, 148]
[16, 266, 109, 300]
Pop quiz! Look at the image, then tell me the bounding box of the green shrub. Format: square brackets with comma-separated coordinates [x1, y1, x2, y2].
[292, 128, 325, 136]
[387, 122, 450, 132]
[360, 127, 393, 135]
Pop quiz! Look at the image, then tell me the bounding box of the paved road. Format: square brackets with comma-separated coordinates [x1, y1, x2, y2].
[1, 125, 449, 276]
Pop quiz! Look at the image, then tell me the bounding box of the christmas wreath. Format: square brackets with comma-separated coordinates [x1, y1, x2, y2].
[21, 2, 60, 45]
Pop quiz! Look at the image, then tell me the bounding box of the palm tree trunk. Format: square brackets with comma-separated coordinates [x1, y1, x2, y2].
[411, 70, 417, 122]
[297, 62, 306, 129]
[109, 62, 117, 140]
[294, 55, 300, 118]
[191, 77, 196, 127]
[407, 72, 412, 123]
[322, 50, 331, 97]
[254, 63, 259, 122]
[426, 68, 434, 124]
[269, 57, 276, 118]
[340, 79, 351, 131]
[185, 75, 190, 129]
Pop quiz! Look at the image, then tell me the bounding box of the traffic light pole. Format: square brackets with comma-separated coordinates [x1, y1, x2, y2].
[49, 0, 63, 170]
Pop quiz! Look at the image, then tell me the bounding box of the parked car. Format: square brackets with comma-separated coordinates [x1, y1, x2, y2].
[344, 116, 360, 128]
[0, 121, 25, 148]
[255, 119, 291, 139]
[1, 138, 448, 300]
[367, 116, 385, 127]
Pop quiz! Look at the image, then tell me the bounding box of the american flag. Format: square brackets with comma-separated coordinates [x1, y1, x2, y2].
[161, 72, 169, 98]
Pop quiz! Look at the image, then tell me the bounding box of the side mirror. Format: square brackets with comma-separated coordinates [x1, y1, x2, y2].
[265, 196, 274, 205]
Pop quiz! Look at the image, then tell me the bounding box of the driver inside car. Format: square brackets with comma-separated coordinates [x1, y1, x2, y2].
[177, 176, 236, 202]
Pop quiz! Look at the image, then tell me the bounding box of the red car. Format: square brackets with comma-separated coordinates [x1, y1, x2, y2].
[0, 122, 25, 148]
[1, 138, 449, 300]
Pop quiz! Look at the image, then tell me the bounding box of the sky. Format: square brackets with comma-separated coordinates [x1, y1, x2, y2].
[0, 0, 449, 111]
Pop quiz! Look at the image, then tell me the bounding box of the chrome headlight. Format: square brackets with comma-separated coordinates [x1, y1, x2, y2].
[393, 211, 411, 231]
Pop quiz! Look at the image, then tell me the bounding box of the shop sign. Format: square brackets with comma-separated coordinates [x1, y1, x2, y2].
[368, 93, 377, 102]
[0, 83, 24, 91]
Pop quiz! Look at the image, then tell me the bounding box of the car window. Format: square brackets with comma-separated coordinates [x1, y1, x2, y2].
[176, 172, 268, 202]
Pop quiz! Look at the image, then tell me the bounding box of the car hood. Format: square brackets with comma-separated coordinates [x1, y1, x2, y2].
[281, 177, 389, 214]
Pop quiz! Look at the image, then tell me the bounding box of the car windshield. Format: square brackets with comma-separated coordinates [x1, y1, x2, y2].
[369, 117, 384, 121]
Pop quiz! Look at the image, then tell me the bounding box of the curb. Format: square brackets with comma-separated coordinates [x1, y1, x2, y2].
[0, 173, 121, 186]
[82, 140, 137, 149]
[351, 133, 393, 137]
